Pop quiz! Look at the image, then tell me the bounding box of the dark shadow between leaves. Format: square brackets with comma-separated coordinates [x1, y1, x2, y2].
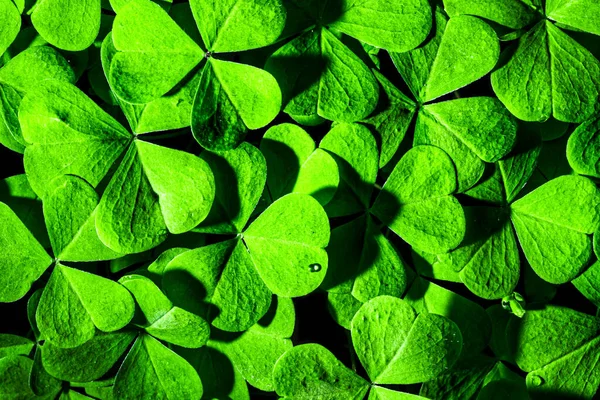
[260, 138, 302, 197]
[266, 54, 328, 108]
[177, 345, 239, 399]
[162, 269, 221, 324]
[320, 186, 401, 293]
[196, 151, 242, 232]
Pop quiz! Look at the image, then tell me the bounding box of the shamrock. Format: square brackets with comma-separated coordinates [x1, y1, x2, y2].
[265, 0, 432, 126]
[159, 142, 330, 332]
[435, 134, 600, 299]
[19, 80, 216, 254]
[445, 0, 600, 122]
[106, 0, 285, 150]
[273, 296, 462, 398]
[385, 7, 517, 191]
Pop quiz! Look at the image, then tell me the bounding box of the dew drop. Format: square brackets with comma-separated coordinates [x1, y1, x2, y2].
[530, 375, 544, 386]
[309, 263, 322, 272]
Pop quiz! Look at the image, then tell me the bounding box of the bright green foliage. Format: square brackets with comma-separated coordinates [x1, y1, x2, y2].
[261, 123, 339, 206]
[30, 0, 100, 51]
[389, 9, 517, 191]
[573, 260, 600, 307]
[210, 297, 294, 391]
[266, 28, 379, 124]
[166, 193, 329, 331]
[491, 21, 600, 123]
[332, 1, 431, 51]
[243, 193, 329, 296]
[273, 343, 370, 399]
[0, 46, 74, 153]
[266, 0, 432, 124]
[0, 356, 38, 399]
[3, 0, 600, 398]
[41, 331, 136, 382]
[192, 57, 282, 150]
[511, 175, 600, 283]
[145, 306, 210, 348]
[508, 306, 600, 399]
[20, 80, 215, 254]
[0, 334, 33, 358]
[352, 296, 462, 384]
[546, 0, 600, 36]
[567, 116, 600, 177]
[109, 0, 202, 104]
[108, 0, 284, 150]
[421, 356, 528, 399]
[0, 0, 20, 59]
[362, 71, 417, 169]
[405, 277, 492, 358]
[113, 335, 203, 399]
[44, 176, 122, 262]
[100, 31, 202, 135]
[30, 346, 61, 398]
[0, 174, 48, 248]
[443, 0, 536, 29]
[391, 10, 499, 103]
[163, 143, 328, 332]
[320, 123, 379, 217]
[191, 0, 285, 53]
[20, 79, 131, 197]
[372, 145, 466, 253]
[274, 296, 461, 397]
[0, 202, 52, 302]
[36, 264, 135, 348]
[419, 16, 499, 102]
[432, 136, 600, 299]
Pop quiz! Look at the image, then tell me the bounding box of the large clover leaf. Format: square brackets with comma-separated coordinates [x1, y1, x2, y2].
[108, 0, 284, 150]
[0, 46, 75, 153]
[508, 306, 600, 399]
[387, 8, 517, 191]
[567, 116, 600, 177]
[36, 264, 135, 348]
[19, 80, 215, 254]
[479, 3, 600, 122]
[273, 296, 462, 398]
[436, 135, 600, 299]
[265, 0, 432, 125]
[161, 142, 329, 332]
[0, 0, 20, 58]
[113, 334, 203, 399]
[30, 0, 100, 51]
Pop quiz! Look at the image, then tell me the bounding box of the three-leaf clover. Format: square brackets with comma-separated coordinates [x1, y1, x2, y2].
[436, 136, 600, 299]
[19, 80, 216, 254]
[107, 0, 285, 150]
[265, 0, 432, 125]
[444, 0, 600, 122]
[273, 296, 462, 398]
[388, 7, 517, 191]
[314, 123, 465, 313]
[161, 142, 330, 332]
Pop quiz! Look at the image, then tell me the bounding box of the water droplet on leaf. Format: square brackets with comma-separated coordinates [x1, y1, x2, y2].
[309, 263, 321, 272]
